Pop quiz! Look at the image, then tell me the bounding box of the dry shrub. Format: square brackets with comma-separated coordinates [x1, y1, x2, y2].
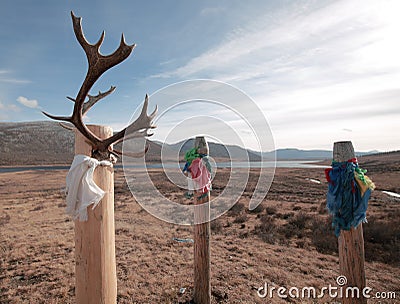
[364, 216, 400, 266]
[265, 205, 277, 215]
[32, 204, 44, 211]
[254, 214, 278, 244]
[276, 212, 294, 220]
[309, 206, 318, 212]
[278, 211, 312, 239]
[288, 211, 312, 230]
[311, 216, 338, 254]
[212, 287, 229, 302]
[227, 202, 245, 216]
[279, 223, 299, 239]
[239, 231, 249, 239]
[296, 240, 307, 249]
[248, 204, 264, 214]
[311, 214, 400, 266]
[0, 213, 11, 226]
[115, 227, 130, 235]
[211, 219, 223, 234]
[233, 213, 248, 224]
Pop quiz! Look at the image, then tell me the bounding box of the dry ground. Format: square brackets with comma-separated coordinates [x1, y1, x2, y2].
[0, 157, 399, 303]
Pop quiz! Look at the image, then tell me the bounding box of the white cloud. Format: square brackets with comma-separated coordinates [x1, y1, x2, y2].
[149, 0, 400, 151]
[0, 100, 20, 112]
[0, 70, 31, 84]
[200, 7, 225, 16]
[0, 78, 31, 84]
[256, 5, 387, 75]
[156, 0, 400, 89]
[7, 104, 20, 112]
[17, 96, 39, 108]
[0, 100, 20, 120]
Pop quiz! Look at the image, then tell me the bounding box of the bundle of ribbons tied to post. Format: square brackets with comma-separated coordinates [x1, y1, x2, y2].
[325, 158, 376, 236]
[182, 147, 212, 199]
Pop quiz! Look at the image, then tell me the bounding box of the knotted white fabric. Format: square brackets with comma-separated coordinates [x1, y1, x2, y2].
[66, 155, 113, 221]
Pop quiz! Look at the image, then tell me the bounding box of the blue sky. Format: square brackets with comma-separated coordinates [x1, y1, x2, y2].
[1, 0, 399, 151]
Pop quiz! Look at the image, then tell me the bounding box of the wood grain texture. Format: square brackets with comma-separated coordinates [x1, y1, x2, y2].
[193, 136, 211, 304]
[74, 125, 117, 304]
[333, 141, 366, 304]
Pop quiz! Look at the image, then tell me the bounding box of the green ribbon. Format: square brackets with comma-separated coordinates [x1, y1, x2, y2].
[355, 166, 368, 185]
[184, 148, 200, 164]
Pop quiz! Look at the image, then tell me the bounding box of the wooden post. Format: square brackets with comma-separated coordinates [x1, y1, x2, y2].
[74, 125, 117, 304]
[333, 141, 366, 304]
[193, 136, 211, 304]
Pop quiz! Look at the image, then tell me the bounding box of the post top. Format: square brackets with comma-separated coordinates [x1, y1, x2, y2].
[333, 141, 355, 162]
[195, 136, 209, 155]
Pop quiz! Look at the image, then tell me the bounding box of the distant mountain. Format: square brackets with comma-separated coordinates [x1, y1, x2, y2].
[261, 148, 377, 160]
[0, 121, 383, 166]
[162, 139, 261, 162]
[0, 121, 74, 166]
[263, 148, 332, 160]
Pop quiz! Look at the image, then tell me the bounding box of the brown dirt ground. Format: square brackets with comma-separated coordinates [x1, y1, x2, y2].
[0, 157, 399, 303]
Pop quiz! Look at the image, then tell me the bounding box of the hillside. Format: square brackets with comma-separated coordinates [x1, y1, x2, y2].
[162, 138, 262, 162]
[261, 148, 380, 160]
[0, 122, 258, 166]
[0, 121, 389, 166]
[0, 121, 74, 166]
[0, 121, 271, 165]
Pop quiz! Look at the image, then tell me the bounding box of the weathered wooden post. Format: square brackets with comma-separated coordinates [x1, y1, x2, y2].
[42, 11, 156, 304]
[193, 136, 211, 304]
[74, 125, 117, 304]
[333, 141, 366, 304]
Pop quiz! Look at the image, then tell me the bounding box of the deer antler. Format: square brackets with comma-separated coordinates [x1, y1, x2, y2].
[67, 86, 116, 115]
[43, 11, 157, 161]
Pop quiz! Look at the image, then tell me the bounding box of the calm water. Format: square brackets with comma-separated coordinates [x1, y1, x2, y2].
[216, 160, 328, 169]
[0, 160, 328, 173]
[0, 165, 71, 173]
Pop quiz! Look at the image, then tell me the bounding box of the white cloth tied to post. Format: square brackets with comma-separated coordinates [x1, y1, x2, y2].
[66, 155, 113, 221]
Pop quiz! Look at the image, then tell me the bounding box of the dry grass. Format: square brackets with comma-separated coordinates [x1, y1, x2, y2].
[0, 163, 399, 303]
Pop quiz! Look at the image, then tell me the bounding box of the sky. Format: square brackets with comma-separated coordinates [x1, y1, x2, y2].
[1, 0, 399, 152]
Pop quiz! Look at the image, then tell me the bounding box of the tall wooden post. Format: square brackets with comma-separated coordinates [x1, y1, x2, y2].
[193, 136, 211, 304]
[74, 125, 117, 304]
[333, 141, 366, 304]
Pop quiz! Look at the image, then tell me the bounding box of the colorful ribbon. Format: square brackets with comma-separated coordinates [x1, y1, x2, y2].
[325, 158, 375, 236]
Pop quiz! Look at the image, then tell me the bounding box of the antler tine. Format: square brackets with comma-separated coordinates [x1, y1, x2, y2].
[141, 94, 158, 122]
[71, 11, 135, 73]
[102, 37, 136, 72]
[42, 111, 71, 123]
[95, 31, 105, 50]
[84, 86, 116, 115]
[131, 94, 158, 128]
[112, 129, 154, 146]
[103, 94, 157, 148]
[111, 130, 152, 159]
[59, 122, 75, 131]
[66, 86, 116, 116]
[70, 11, 92, 55]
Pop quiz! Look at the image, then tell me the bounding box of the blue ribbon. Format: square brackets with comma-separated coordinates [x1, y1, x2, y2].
[326, 160, 371, 236]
